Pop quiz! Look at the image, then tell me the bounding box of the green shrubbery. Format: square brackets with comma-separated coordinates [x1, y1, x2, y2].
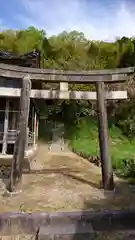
[68, 117, 135, 179]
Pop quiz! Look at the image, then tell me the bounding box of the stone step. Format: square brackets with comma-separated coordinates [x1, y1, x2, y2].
[49, 140, 65, 152]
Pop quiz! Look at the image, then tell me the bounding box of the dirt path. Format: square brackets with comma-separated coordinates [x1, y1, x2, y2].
[0, 143, 135, 213]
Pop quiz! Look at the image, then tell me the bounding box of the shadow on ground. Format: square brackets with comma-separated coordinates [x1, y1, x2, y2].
[23, 165, 135, 213]
[1, 165, 135, 238]
[23, 168, 99, 189]
[73, 179, 135, 240]
[27, 166, 135, 238]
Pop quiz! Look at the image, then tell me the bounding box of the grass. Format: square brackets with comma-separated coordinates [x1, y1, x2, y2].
[68, 117, 135, 173]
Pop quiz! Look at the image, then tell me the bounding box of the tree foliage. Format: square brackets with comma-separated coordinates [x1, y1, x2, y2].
[1, 27, 135, 136]
[1, 27, 135, 70]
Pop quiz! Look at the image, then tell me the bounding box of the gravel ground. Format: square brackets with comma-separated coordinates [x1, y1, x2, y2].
[0, 143, 135, 238]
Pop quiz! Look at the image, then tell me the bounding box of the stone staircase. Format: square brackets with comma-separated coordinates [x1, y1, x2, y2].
[48, 122, 68, 152]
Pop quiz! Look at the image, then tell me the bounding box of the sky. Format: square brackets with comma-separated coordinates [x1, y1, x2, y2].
[0, 0, 135, 41]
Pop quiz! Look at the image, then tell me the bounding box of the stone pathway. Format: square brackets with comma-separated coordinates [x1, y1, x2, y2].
[48, 122, 69, 152]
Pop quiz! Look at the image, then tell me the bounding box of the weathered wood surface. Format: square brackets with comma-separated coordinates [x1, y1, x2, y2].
[0, 210, 135, 237]
[2, 99, 9, 155]
[0, 62, 135, 75]
[8, 76, 31, 191]
[60, 82, 68, 91]
[0, 130, 34, 145]
[0, 63, 133, 82]
[0, 88, 128, 100]
[96, 82, 114, 190]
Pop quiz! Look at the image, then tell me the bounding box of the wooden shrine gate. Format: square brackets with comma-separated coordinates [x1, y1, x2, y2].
[0, 63, 134, 191]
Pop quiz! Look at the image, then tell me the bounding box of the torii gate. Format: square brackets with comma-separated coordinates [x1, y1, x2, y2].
[0, 63, 134, 191]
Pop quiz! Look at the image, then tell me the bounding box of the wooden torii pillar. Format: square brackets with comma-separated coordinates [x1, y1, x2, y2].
[96, 82, 113, 190]
[8, 75, 31, 192]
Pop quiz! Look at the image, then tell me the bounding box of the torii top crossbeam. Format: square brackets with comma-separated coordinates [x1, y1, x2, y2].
[0, 62, 134, 83]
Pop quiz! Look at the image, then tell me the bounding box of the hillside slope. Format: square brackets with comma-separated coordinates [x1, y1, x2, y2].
[68, 118, 135, 174]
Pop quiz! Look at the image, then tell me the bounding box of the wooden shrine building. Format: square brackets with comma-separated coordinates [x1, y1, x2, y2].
[0, 51, 40, 162]
[0, 50, 135, 191]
